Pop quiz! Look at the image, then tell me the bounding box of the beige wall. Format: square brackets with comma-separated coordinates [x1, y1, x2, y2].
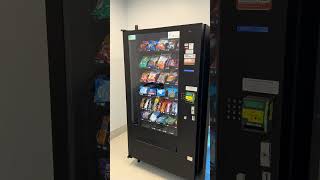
[110, 0, 210, 132]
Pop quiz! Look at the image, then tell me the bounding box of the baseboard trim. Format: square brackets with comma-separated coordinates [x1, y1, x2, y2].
[110, 125, 127, 140]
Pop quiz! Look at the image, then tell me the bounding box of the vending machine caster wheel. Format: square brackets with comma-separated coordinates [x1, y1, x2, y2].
[137, 159, 141, 163]
[127, 155, 132, 159]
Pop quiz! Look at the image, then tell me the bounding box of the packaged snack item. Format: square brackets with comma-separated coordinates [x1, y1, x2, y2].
[148, 88, 157, 96]
[147, 56, 159, 68]
[140, 98, 146, 109]
[144, 98, 151, 109]
[147, 40, 158, 51]
[171, 102, 178, 115]
[140, 71, 150, 82]
[95, 35, 110, 63]
[139, 56, 150, 68]
[167, 87, 178, 98]
[156, 39, 168, 51]
[94, 77, 110, 105]
[150, 111, 161, 122]
[139, 86, 149, 95]
[157, 72, 168, 84]
[141, 111, 152, 119]
[156, 115, 168, 124]
[166, 117, 177, 125]
[157, 88, 166, 97]
[157, 99, 164, 111]
[147, 71, 160, 83]
[139, 41, 149, 51]
[167, 58, 179, 68]
[168, 40, 177, 50]
[147, 98, 154, 109]
[166, 101, 172, 114]
[96, 116, 109, 145]
[152, 97, 160, 111]
[157, 55, 169, 69]
[160, 100, 168, 113]
[92, 0, 110, 20]
[166, 72, 178, 83]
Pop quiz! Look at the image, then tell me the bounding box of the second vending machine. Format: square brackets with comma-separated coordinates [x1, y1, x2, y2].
[123, 23, 210, 179]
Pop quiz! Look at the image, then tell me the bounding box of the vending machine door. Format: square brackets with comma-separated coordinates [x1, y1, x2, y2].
[123, 23, 210, 179]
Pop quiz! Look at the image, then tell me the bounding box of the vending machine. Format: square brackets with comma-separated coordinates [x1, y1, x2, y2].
[216, 0, 319, 180]
[122, 23, 210, 179]
[45, 0, 110, 179]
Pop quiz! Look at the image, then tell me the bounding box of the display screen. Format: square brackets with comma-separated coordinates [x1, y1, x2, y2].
[128, 31, 180, 136]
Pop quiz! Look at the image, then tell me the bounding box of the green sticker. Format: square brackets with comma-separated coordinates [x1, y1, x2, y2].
[128, 35, 136, 41]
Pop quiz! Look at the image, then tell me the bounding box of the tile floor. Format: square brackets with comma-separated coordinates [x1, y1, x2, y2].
[110, 131, 184, 180]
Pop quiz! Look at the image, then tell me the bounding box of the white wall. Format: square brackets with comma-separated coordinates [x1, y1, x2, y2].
[0, 0, 54, 179]
[110, 0, 210, 131]
[110, 0, 128, 131]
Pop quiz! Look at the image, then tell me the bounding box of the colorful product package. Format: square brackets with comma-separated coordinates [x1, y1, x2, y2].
[171, 102, 178, 115]
[148, 88, 157, 96]
[96, 116, 109, 145]
[140, 71, 150, 82]
[140, 98, 146, 109]
[144, 98, 151, 109]
[156, 39, 168, 51]
[147, 56, 159, 68]
[139, 86, 149, 95]
[139, 41, 149, 51]
[160, 100, 168, 113]
[94, 77, 110, 105]
[157, 55, 169, 69]
[147, 71, 160, 83]
[141, 111, 152, 119]
[167, 87, 178, 98]
[168, 39, 178, 50]
[156, 115, 168, 124]
[166, 101, 172, 114]
[157, 88, 166, 97]
[147, 40, 158, 51]
[150, 111, 161, 122]
[157, 72, 168, 84]
[147, 98, 153, 109]
[166, 117, 177, 125]
[166, 72, 178, 83]
[139, 56, 150, 68]
[167, 58, 179, 68]
[152, 97, 160, 111]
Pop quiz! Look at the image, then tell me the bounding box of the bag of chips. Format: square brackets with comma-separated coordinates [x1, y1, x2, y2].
[141, 111, 152, 119]
[166, 72, 178, 83]
[150, 111, 161, 122]
[147, 56, 159, 68]
[171, 102, 178, 115]
[140, 71, 150, 82]
[166, 101, 172, 114]
[167, 87, 178, 98]
[156, 115, 168, 124]
[157, 88, 166, 97]
[156, 39, 168, 51]
[160, 100, 168, 113]
[147, 40, 158, 51]
[147, 71, 160, 83]
[139, 41, 149, 52]
[139, 56, 150, 68]
[157, 55, 169, 69]
[140, 98, 146, 109]
[152, 97, 160, 111]
[148, 88, 157, 96]
[139, 86, 149, 95]
[157, 72, 168, 84]
[168, 39, 177, 50]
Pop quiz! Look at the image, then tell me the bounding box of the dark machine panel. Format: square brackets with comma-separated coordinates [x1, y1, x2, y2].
[123, 24, 210, 180]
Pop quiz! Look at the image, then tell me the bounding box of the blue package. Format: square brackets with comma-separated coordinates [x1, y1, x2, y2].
[167, 87, 178, 98]
[148, 88, 157, 96]
[94, 77, 110, 105]
[157, 89, 166, 97]
[147, 40, 158, 51]
[139, 86, 149, 95]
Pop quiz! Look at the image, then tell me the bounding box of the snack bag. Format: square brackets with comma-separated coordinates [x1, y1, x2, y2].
[152, 97, 160, 111]
[157, 88, 166, 97]
[168, 39, 177, 50]
[144, 98, 151, 109]
[139, 56, 150, 68]
[147, 98, 154, 109]
[139, 86, 149, 95]
[141, 111, 152, 119]
[167, 58, 179, 68]
[157, 72, 168, 84]
[139, 41, 149, 51]
[157, 99, 164, 111]
[166, 72, 178, 83]
[140, 71, 150, 82]
[140, 98, 146, 109]
[150, 111, 161, 122]
[167, 87, 178, 98]
[160, 100, 168, 113]
[147, 56, 159, 68]
[156, 115, 168, 124]
[147, 71, 160, 83]
[166, 101, 172, 114]
[95, 35, 110, 63]
[147, 40, 157, 51]
[148, 88, 157, 96]
[171, 102, 178, 115]
[166, 117, 177, 125]
[94, 77, 109, 105]
[157, 55, 169, 69]
[156, 39, 168, 51]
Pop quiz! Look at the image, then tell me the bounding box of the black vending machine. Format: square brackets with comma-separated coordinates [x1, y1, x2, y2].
[216, 0, 318, 180]
[122, 23, 210, 179]
[45, 0, 110, 180]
